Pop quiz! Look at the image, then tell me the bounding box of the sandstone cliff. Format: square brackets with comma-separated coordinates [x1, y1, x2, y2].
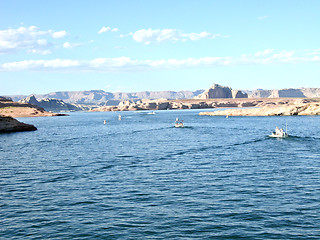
[90, 97, 316, 112]
[247, 88, 320, 98]
[19, 95, 85, 112]
[8, 89, 204, 104]
[195, 84, 248, 99]
[0, 97, 67, 118]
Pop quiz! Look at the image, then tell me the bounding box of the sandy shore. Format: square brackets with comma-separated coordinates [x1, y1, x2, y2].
[0, 106, 67, 118]
[199, 102, 320, 116]
[0, 99, 67, 118]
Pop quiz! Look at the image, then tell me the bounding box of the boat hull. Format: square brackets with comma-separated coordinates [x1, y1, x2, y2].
[269, 133, 289, 138]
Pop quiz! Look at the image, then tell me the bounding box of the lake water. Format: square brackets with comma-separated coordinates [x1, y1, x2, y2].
[1, 109, 320, 239]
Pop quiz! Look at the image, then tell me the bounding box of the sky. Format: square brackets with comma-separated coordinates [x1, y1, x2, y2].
[0, 0, 320, 95]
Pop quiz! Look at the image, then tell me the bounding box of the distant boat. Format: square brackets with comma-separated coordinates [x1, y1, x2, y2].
[147, 111, 155, 115]
[175, 118, 184, 128]
[269, 125, 288, 138]
[118, 114, 122, 120]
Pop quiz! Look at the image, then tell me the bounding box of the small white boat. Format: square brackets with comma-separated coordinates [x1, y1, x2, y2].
[118, 114, 122, 120]
[147, 111, 155, 115]
[269, 126, 288, 138]
[175, 118, 184, 128]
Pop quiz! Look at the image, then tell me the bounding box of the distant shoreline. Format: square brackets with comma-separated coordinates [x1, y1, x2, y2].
[1, 96, 320, 117]
[199, 101, 320, 116]
[90, 97, 319, 113]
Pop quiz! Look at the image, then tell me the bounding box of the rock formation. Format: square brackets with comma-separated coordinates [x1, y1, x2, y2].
[247, 88, 320, 98]
[0, 115, 37, 133]
[8, 89, 205, 104]
[90, 97, 312, 112]
[195, 84, 232, 99]
[19, 95, 85, 112]
[0, 96, 12, 101]
[195, 84, 248, 99]
[0, 97, 67, 118]
[232, 90, 248, 98]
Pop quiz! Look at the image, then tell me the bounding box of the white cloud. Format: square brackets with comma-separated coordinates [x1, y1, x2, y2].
[1, 49, 319, 72]
[132, 28, 227, 44]
[254, 49, 274, 57]
[258, 16, 268, 20]
[52, 31, 67, 39]
[63, 41, 85, 49]
[98, 27, 111, 34]
[0, 26, 67, 54]
[98, 26, 119, 34]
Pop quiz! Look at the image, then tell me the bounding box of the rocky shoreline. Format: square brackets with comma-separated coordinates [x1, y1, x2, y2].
[90, 98, 318, 112]
[0, 97, 67, 133]
[199, 102, 320, 116]
[0, 97, 68, 118]
[0, 115, 37, 133]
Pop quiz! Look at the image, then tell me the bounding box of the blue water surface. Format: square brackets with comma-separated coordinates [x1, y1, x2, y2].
[1, 109, 320, 239]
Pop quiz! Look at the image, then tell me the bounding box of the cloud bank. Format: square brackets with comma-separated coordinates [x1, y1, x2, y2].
[132, 28, 227, 44]
[1, 49, 319, 72]
[98, 26, 119, 34]
[0, 26, 67, 54]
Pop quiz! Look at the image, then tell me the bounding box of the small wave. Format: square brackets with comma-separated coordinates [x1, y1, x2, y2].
[90, 164, 115, 175]
[267, 135, 320, 142]
[116, 155, 134, 158]
[233, 137, 268, 146]
[291, 136, 320, 141]
[69, 200, 97, 206]
[158, 137, 269, 159]
[172, 126, 194, 129]
[158, 144, 219, 160]
[131, 126, 172, 134]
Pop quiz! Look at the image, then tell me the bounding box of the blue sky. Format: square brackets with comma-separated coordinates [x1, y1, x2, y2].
[1, 0, 320, 95]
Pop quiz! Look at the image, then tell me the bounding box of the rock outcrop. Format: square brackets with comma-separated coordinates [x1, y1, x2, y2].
[247, 88, 320, 98]
[232, 90, 248, 98]
[195, 84, 248, 99]
[90, 98, 316, 112]
[195, 84, 232, 99]
[0, 115, 37, 133]
[19, 95, 85, 112]
[0, 96, 12, 101]
[0, 97, 67, 118]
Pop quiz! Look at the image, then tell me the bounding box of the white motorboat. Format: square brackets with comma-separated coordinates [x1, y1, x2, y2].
[175, 118, 184, 128]
[269, 126, 288, 138]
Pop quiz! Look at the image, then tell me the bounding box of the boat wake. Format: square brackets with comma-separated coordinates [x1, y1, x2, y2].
[285, 135, 320, 141]
[232, 137, 268, 146]
[158, 137, 269, 160]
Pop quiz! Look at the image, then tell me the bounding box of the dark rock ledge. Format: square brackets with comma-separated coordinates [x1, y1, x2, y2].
[0, 115, 37, 133]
